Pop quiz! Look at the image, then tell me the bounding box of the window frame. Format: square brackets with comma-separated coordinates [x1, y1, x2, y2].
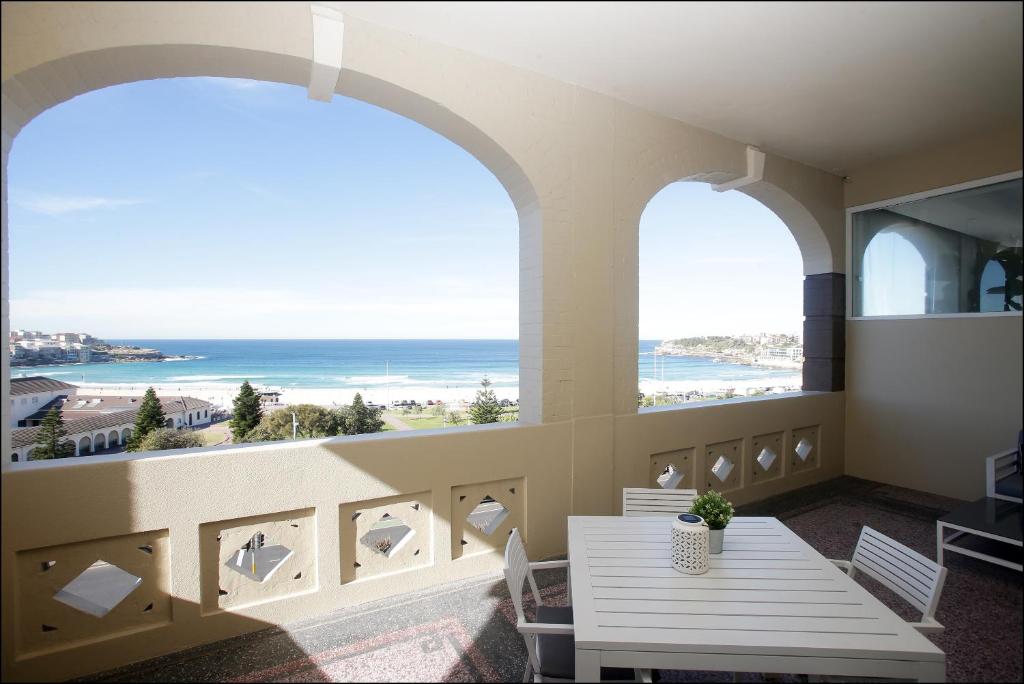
[845, 169, 1024, 321]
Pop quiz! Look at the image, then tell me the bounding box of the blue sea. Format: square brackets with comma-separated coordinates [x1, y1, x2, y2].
[9, 339, 799, 392]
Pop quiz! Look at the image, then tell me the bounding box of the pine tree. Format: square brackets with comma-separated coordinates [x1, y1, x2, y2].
[468, 376, 504, 424]
[344, 392, 385, 435]
[31, 407, 76, 459]
[127, 387, 166, 451]
[230, 380, 263, 441]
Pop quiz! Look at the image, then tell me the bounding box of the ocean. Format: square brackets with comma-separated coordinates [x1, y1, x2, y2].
[9, 339, 800, 401]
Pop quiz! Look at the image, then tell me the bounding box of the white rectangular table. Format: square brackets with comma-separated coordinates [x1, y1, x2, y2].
[568, 516, 945, 682]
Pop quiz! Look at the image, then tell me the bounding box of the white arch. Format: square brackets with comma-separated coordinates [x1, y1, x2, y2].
[77, 436, 92, 455]
[1, 16, 544, 421]
[108, 430, 120, 447]
[94, 433, 106, 451]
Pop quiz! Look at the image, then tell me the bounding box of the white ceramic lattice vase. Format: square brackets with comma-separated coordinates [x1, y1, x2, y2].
[671, 513, 709, 575]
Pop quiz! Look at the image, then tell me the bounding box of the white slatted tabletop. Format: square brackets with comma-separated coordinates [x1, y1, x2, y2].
[568, 516, 945, 681]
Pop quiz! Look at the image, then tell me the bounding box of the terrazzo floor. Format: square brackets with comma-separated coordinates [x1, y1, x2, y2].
[84, 477, 1022, 683]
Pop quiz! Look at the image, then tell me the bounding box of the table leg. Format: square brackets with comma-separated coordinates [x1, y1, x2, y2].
[575, 648, 600, 682]
[936, 522, 944, 566]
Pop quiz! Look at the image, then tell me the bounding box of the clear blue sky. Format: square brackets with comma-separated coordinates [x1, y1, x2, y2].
[8, 77, 802, 340]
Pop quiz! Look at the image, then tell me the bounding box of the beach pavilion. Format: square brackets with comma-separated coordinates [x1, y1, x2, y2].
[1, 2, 1021, 682]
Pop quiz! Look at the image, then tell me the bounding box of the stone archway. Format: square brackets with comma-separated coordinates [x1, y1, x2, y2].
[1, 4, 545, 426]
[626, 165, 843, 400]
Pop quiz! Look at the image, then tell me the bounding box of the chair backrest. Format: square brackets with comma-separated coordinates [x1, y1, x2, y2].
[851, 526, 948, 620]
[504, 528, 542, 671]
[622, 487, 698, 516]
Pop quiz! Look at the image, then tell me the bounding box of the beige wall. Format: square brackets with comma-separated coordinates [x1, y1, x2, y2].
[844, 124, 1022, 208]
[1, 3, 848, 680]
[844, 126, 1023, 500]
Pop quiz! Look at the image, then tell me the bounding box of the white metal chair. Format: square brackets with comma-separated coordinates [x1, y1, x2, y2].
[504, 528, 648, 682]
[622, 487, 698, 516]
[986, 445, 1022, 503]
[829, 526, 948, 635]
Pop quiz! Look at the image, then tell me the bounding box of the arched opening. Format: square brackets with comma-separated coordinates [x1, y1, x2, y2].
[164, 419, 175, 429]
[2, 38, 545, 439]
[108, 430, 120, 448]
[94, 433, 106, 451]
[861, 227, 929, 316]
[78, 436, 92, 455]
[121, 428, 132, 444]
[6, 73, 531, 438]
[638, 182, 806, 407]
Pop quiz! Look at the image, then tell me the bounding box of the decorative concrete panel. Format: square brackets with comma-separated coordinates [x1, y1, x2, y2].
[703, 439, 743, 493]
[451, 477, 524, 560]
[15, 529, 170, 658]
[340, 492, 432, 584]
[790, 425, 821, 474]
[201, 508, 316, 614]
[750, 432, 784, 485]
[649, 448, 695, 489]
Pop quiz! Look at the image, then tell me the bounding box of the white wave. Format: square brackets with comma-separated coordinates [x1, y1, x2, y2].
[15, 370, 74, 376]
[161, 356, 205, 362]
[340, 375, 412, 385]
[166, 374, 268, 382]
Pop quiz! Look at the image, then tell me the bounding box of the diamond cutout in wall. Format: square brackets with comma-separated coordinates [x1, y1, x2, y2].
[359, 513, 415, 558]
[225, 531, 294, 583]
[711, 456, 734, 483]
[756, 447, 777, 472]
[656, 465, 685, 489]
[53, 560, 141, 618]
[467, 496, 510, 535]
[795, 438, 814, 462]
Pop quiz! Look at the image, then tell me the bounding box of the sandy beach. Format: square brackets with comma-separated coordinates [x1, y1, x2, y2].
[72, 381, 522, 409]
[638, 375, 802, 397]
[72, 374, 802, 410]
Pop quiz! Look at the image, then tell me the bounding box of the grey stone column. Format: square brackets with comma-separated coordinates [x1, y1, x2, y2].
[803, 273, 845, 391]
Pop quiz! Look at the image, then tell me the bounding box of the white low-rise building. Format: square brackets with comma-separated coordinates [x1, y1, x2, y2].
[8, 377, 78, 428]
[9, 388, 213, 462]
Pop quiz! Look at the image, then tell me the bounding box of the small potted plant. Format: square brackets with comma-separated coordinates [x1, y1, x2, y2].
[690, 489, 734, 554]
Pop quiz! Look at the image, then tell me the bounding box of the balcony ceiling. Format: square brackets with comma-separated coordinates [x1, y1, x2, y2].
[334, 1, 1023, 174]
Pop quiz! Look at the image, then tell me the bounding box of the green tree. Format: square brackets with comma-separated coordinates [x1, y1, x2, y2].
[30, 407, 76, 459]
[133, 428, 203, 452]
[230, 381, 263, 441]
[343, 393, 385, 435]
[445, 410, 464, 426]
[126, 387, 166, 451]
[241, 404, 344, 442]
[468, 376, 504, 424]
[430, 402, 446, 417]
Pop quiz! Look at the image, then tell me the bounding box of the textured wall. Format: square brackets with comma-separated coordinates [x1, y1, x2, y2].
[2, 3, 848, 680]
[844, 127, 1023, 500]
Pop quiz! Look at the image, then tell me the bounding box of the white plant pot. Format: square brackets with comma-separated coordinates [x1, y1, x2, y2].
[709, 528, 725, 554]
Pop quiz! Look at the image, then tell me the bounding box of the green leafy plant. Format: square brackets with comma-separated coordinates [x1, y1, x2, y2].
[690, 490, 734, 530]
[985, 246, 1023, 312]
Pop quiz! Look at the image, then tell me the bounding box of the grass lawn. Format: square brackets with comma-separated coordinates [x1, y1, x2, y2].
[395, 414, 449, 429]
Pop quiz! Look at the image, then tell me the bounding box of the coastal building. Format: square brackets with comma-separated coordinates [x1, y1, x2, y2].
[23, 394, 213, 429]
[0, 4, 1021, 682]
[9, 382, 213, 461]
[10, 410, 137, 462]
[8, 377, 78, 428]
[757, 346, 804, 363]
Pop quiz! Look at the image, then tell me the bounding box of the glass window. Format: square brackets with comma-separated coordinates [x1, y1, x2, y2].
[851, 178, 1022, 316]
